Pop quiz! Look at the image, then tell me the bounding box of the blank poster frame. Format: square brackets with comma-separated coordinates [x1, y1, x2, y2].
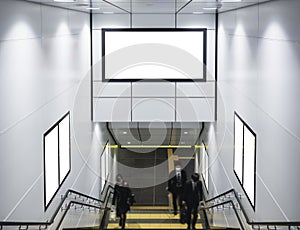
[102, 28, 207, 82]
[100, 140, 109, 193]
[201, 141, 209, 193]
[233, 112, 257, 210]
[43, 112, 71, 211]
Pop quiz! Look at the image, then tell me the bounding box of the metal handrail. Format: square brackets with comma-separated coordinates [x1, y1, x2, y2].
[203, 188, 300, 229]
[0, 184, 115, 229]
[56, 190, 114, 230]
[201, 199, 245, 230]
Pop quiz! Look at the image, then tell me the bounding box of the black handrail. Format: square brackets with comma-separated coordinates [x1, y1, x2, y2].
[201, 200, 245, 230]
[0, 185, 115, 229]
[56, 191, 114, 230]
[203, 188, 300, 229]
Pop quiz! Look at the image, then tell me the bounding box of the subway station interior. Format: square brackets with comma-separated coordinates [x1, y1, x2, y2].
[0, 0, 300, 229]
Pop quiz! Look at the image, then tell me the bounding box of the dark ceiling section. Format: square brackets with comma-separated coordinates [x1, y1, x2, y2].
[108, 122, 203, 146]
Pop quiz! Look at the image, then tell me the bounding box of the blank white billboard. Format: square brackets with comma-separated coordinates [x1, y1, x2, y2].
[103, 29, 206, 81]
[44, 126, 59, 207]
[233, 112, 256, 209]
[44, 112, 71, 210]
[243, 127, 256, 206]
[59, 114, 70, 184]
[201, 142, 209, 191]
[234, 114, 244, 183]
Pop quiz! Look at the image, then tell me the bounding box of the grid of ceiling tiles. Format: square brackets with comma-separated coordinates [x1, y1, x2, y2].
[25, 0, 272, 14]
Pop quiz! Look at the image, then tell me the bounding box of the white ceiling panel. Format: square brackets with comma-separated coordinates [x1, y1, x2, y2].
[23, 0, 274, 14]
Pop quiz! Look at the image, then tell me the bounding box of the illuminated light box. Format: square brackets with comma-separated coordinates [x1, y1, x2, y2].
[233, 112, 256, 209]
[102, 28, 207, 81]
[44, 112, 71, 210]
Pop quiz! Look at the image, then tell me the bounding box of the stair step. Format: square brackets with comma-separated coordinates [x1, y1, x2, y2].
[107, 223, 203, 229]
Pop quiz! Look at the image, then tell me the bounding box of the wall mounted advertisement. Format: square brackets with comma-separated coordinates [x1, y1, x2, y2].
[233, 112, 256, 209]
[43, 112, 71, 210]
[101, 141, 110, 193]
[201, 142, 209, 192]
[102, 28, 207, 81]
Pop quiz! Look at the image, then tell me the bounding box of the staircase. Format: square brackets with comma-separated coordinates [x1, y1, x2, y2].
[106, 206, 207, 229]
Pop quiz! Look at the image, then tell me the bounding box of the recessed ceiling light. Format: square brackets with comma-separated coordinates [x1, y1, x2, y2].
[86, 7, 100, 10]
[127, 141, 131, 145]
[193, 12, 204, 14]
[103, 11, 114, 14]
[180, 142, 186, 145]
[184, 131, 188, 134]
[122, 131, 127, 134]
[222, 0, 241, 2]
[54, 0, 76, 2]
[203, 7, 217, 10]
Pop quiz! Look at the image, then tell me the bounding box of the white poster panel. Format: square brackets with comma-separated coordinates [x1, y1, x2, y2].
[101, 149, 106, 192]
[59, 114, 70, 184]
[105, 30, 204, 80]
[45, 126, 59, 206]
[234, 114, 244, 183]
[203, 147, 209, 190]
[243, 127, 256, 206]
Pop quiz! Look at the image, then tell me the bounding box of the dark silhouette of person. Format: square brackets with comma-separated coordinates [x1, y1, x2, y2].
[112, 175, 132, 229]
[167, 163, 187, 215]
[183, 173, 203, 229]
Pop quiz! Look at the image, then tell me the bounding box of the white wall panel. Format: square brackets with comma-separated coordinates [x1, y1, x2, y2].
[206, 30, 216, 80]
[257, 38, 300, 137]
[177, 14, 216, 80]
[92, 14, 130, 29]
[132, 14, 175, 28]
[235, 4, 259, 37]
[177, 82, 215, 97]
[93, 82, 131, 97]
[68, 10, 89, 35]
[177, 14, 216, 30]
[132, 98, 175, 121]
[0, 39, 43, 131]
[214, 0, 300, 222]
[92, 14, 130, 81]
[93, 98, 131, 122]
[0, 1, 97, 221]
[132, 82, 175, 97]
[0, 0, 41, 41]
[259, 0, 300, 42]
[41, 5, 70, 37]
[176, 98, 215, 122]
[219, 10, 236, 35]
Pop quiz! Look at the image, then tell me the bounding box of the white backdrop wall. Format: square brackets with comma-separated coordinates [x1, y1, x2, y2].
[92, 13, 216, 80]
[92, 13, 216, 122]
[0, 0, 110, 223]
[205, 0, 300, 223]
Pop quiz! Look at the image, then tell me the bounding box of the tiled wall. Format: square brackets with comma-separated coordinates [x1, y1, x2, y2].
[207, 0, 300, 223]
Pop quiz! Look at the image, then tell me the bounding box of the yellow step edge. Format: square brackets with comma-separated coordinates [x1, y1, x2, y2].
[107, 223, 203, 229]
[126, 213, 180, 219]
[125, 213, 201, 219]
[131, 206, 170, 210]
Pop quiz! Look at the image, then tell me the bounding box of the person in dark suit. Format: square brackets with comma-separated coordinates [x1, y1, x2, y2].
[112, 175, 132, 229]
[183, 173, 203, 229]
[167, 163, 187, 215]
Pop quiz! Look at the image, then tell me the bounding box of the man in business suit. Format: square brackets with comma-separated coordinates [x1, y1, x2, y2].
[183, 173, 203, 229]
[167, 163, 187, 215]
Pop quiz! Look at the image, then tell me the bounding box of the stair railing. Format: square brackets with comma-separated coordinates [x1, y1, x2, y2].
[201, 188, 300, 230]
[0, 184, 114, 230]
